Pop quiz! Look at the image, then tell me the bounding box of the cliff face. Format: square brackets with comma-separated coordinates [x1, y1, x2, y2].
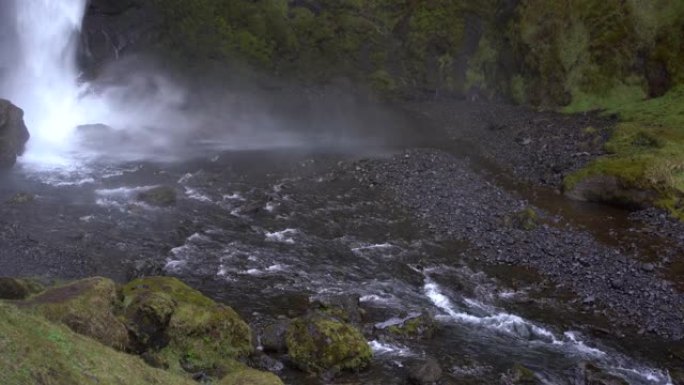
[82, 0, 683, 105]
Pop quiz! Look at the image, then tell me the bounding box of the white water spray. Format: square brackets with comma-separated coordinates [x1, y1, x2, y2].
[5, 0, 105, 168]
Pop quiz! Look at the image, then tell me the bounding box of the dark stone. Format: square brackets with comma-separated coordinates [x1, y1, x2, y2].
[408, 357, 442, 385]
[0, 278, 32, 300]
[580, 363, 629, 385]
[565, 175, 659, 209]
[261, 319, 290, 353]
[311, 293, 363, 324]
[0, 99, 30, 168]
[137, 186, 177, 207]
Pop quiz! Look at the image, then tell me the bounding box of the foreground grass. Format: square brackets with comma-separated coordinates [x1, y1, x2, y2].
[0, 302, 195, 385]
[564, 86, 684, 218]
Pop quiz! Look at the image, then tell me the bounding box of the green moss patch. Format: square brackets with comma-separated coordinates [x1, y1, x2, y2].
[285, 314, 371, 374]
[26, 277, 130, 350]
[564, 87, 684, 218]
[0, 302, 195, 385]
[122, 277, 253, 375]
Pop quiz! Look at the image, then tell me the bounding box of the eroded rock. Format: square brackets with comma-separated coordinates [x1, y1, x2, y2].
[0, 99, 30, 168]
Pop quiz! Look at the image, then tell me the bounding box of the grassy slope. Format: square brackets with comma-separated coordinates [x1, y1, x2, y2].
[563, 86, 684, 217]
[0, 302, 195, 385]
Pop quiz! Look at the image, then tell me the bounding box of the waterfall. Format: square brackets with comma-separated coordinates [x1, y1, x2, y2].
[1, 0, 109, 168]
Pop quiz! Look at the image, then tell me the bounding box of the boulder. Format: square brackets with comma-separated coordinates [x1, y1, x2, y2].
[375, 312, 436, 340]
[218, 367, 285, 385]
[408, 357, 443, 385]
[310, 293, 363, 324]
[0, 277, 41, 300]
[121, 277, 253, 375]
[0, 99, 30, 168]
[25, 277, 130, 350]
[260, 319, 290, 353]
[580, 363, 629, 385]
[285, 314, 372, 374]
[137, 186, 177, 207]
[501, 363, 540, 385]
[564, 175, 658, 209]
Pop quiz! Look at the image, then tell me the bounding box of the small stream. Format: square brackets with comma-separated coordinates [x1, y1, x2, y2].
[0, 136, 675, 384]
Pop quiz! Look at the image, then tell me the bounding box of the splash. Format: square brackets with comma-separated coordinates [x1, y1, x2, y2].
[4, 0, 104, 169]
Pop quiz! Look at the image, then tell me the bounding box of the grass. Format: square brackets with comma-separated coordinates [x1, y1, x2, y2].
[0, 302, 195, 385]
[564, 86, 684, 218]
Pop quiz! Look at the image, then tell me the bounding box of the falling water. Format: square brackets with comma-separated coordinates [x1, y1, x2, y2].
[2, 0, 109, 169]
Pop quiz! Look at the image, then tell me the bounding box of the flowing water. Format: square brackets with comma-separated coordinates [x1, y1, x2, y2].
[0, 1, 677, 385]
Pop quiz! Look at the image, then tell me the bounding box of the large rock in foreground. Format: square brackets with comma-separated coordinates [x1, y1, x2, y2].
[26, 277, 130, 350]
[0, 99, 29, 168]
[0, 302, 196, 385]
[122, 277, 253, 375]
[285, 314, 372, 374]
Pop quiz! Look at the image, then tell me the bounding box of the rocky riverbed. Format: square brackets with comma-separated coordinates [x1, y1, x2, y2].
[0, 100, 682, 385]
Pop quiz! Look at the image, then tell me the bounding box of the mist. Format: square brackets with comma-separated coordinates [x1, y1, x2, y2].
[0, 0, 412, 175]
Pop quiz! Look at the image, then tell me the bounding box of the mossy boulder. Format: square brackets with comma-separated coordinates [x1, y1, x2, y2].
[382, 312, 436, 340]
[502, 363, 540, 385]
[0, 302, 196, 385]
[0, 277, 41, 300]
[285, 314, 372, 374]
[218, 367, 285, 385]
[121, 277, 253, 375]
[137, 186, 177, 207]
[25, 277, 130, 350]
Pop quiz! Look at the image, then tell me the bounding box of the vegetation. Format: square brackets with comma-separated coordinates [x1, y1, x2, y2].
[285, 314, 372, 373]
[122, 277, 253, 375]
[564, 87, 684, 217]
[0, 302, 196, 385]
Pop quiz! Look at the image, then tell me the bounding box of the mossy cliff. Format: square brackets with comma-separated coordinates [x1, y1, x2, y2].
[0, 276, 284, 385]
[87, 0, 684, 216]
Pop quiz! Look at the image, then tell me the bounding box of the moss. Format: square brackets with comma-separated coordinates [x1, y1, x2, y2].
[218, 367, 284, 385]
[385, 313, 435, 339]
[564, 87, 684, 218]
[26, 277, 130, 350]
[285, 314, 372, 374]
[0, 302, 195, 385]
[122, 277, 253, 375]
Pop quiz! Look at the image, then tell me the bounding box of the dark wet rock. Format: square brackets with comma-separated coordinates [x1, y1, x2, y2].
[260, 319, 290, 353]
[0, 277, 40, 300]
[579, 363, 629, 385]
[248, 351, 285, 373]
[81, 0, 159, 74]
[500, 363, 540, 385]
[408, 357, 442, 385]
[311, 293, 363, 324]
[564, 175, 658, 209]
[0, 99, 30, 168]
[137, 186, 177, 207]
[285, 313, 372, 374]
[121, 276, 253, 375]
[25, 277, 130, 350]
[357, 149, 684, 340]
[375, 311, 436, 340]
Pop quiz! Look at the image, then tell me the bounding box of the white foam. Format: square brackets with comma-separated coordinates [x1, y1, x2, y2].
[369, 340, 414, 357]
[265, 229, 298, 244]
[351, 243, 395, 253]
[184, 186, 213, 202]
